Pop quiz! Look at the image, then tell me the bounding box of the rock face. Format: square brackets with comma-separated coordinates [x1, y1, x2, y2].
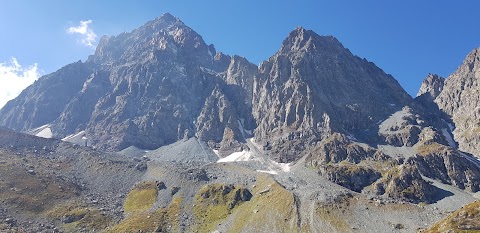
[416, 73, 445, 100]
[411, 142, 480, 192]
[2, 13, 480, 208]
[0, 61, 92, 131]
[0, 13, 255, 153]
[435, 48, 480, 157]
[367, 165, 437, 204]
[252, 27, 412, 162]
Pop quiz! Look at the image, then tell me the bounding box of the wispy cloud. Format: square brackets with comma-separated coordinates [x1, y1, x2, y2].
[67, 20, 97, 48]
[0, 58, 42, 108]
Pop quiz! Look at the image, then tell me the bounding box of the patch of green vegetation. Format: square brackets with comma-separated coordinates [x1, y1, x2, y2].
[106, 196, 183, 233]
[46, 202, 112, 232]
[228, 174, 299, 233]
[416, 142, 448, 156]
[124, 181, 158, 214]
[191, 183, 251, 232]
[425, 200, 480, 233]
[106, 208, 166, 233]
[164, 197, 182, 232]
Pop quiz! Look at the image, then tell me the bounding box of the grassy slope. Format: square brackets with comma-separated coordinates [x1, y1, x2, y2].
[425, 200, 480, 233]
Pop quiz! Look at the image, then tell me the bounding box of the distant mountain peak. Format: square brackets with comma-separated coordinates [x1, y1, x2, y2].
[416, 73, 445, 99]
[281, 27, 343, 54]
[150, 12, 181, 26]
[142, 12, 185, 33]
[158, 12, 177, 21]
[463, 47, 480, 71]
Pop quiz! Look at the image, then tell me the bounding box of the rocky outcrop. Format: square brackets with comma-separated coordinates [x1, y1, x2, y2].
[322, 163, 381, 192]
[305, 133, 380, 165]
[435, 48, 480, 157]
[52, 70, 112, 136]
[377, 106, 450, 147]
[367, 165, 437, 204]
[253, 27, 411, 162]
[196, 87, 245, 155]
[416, 73, 445, 100]
[222, 55, 258, 130]
[410, 142, 480, 192]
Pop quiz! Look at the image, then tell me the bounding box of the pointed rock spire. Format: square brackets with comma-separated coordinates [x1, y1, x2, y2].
[416, 73, 445, 99]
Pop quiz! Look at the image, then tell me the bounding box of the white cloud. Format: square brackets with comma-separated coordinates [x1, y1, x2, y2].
[67, 20, 97, 48]
[0, 58, 42, 108]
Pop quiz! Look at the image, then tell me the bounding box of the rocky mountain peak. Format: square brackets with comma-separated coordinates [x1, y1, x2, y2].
[462, 47, 480, 72]
[142, 12, 184, 33]
[280, 27, 343, 55]
[254, 27, 412, 162]
[89, 12, 207, 66]
[434, 47, 480, 157]
[416, 73, 445, 100]
[156, 12, 178, 23]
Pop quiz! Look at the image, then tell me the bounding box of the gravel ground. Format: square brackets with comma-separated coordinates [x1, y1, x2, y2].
[1, 129, 477, 232]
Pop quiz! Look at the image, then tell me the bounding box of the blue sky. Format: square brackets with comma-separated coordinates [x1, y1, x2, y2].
[1, 1, 480, 106]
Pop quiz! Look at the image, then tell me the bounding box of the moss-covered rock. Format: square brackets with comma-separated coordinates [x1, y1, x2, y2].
[124, 181, 158, 213]
[192, 183, 252, 232]
[323, 163, 381, 192]
[367, 165, 436, 204]
[306, 133, 377, 166]
[228, 175, 300, 233]
[107, 197, 182, 233]
[47, 203, 112, 232]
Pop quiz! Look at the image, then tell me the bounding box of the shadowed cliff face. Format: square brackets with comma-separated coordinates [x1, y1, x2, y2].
[434, 48, 480, 157]
[252, 27, 411, 162]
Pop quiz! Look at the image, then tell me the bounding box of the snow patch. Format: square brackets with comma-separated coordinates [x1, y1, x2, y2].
[208, 49, 213, 58]
[62, 131, 85, 141]
[200, 67, 217, 75]
[81, 77, 93, 92]
[62, 131, 88, 146]
[256, 170, 278, 175]
[217, 150, 254, 163]
[271, 160, 291, 172]
[213, 149, 220, 156]
[36, 127, 52, 139]
[346, 133, 358, 142]
[441, 119, 455, 132]
[459, 152, 480, 169]
[447, 123, 455, 131]
[237, 118, 253, 138]
[441, 128, 456, 148]
[237, 119, 246, 139]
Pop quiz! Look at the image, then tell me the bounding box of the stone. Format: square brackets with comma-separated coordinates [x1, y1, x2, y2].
[171, 186, 180, 195]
